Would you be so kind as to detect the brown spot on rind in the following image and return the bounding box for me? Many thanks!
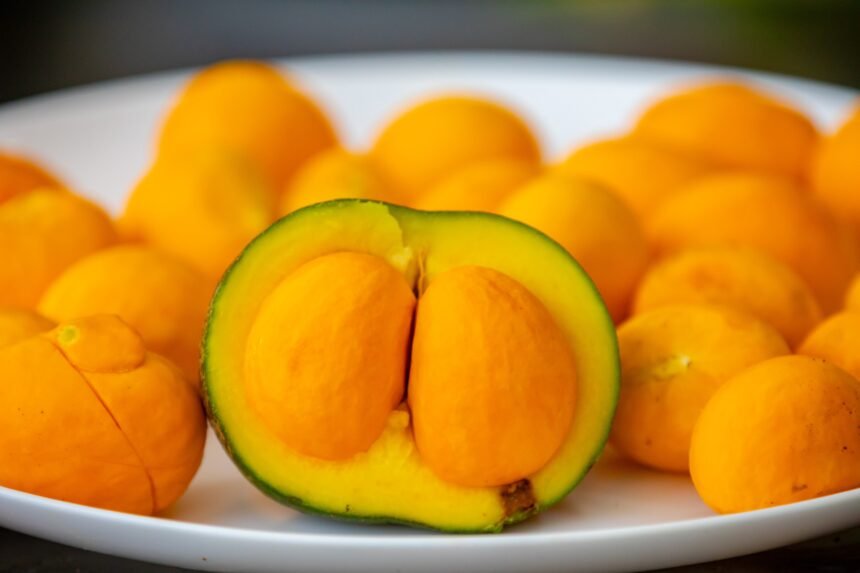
[501,479,537,518]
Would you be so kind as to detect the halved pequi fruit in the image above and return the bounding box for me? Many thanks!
[203,200,619,532]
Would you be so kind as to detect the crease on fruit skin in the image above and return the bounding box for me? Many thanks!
[45,336,158,514]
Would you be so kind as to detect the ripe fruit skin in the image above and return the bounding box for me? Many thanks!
[0,150,63,204]
[0,309,54,349]
[0,315,206,514]
[798,312,860,380]
[649,172,857,314]
[811,107,860,237]
[634,246,822,348]
[0,189,117,308]
[414,159,538,212]
[203,200,619,532]
[39,245,211,384]
[613,304,789,472]
[371,95,541,202]
[556,137,712,220]
[498,174,649,323]
[279,149,392,215]
[158,60,337,191]
[690,355,860,514]
[121,150,276,283]
[633,81,818,179]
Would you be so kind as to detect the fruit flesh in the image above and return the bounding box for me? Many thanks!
[0,190,117,308]
[613,304,789,472]
[371,96,541,202]
[0,150,63,204]
[204,200,618,532]
[245,252,415,460]
[633,81,818,178]
[497,174,649,323]
[158,60,337,191]
[690,355,860,513]
[38,245,211,384]
[649,172,857,313]
[409,265,577,487]
[798,312,860,381]
[556,137,711,220]
[633,246,823,348]
[0,315,206,514]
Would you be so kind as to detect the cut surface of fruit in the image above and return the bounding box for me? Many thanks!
[204,199,618,532]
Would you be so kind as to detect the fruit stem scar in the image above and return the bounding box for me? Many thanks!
[501,479,537,518]
[641,354,692,381]
[56,325,79,345]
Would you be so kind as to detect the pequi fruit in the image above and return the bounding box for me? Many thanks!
[371,95,541,203]
[414,158,539,212]
[811,106,860,237]
[203,199,619,532]
[0,309,54,348]
[121,149,276,283]
[497,173,649,323]
[633,246,822,348]
[0,189,116,308]
[798,312,860,380]
[633,81,818,179]
[648,172,857,314]
[690,355,860,513]
[158,60,337,192]
[0,150,64,204]
[0,315,206,514]
[38,245,211,385]
[279,148,393,215]
[613,304,789,473]
[555,137,712,221]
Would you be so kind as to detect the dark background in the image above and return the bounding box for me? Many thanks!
[1,1,860,571]
[3,0,860,104]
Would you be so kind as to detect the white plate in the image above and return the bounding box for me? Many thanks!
[1,52,859,573]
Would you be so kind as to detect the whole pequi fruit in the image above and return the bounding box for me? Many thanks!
[203,199,619,532]
[0,315,206,514]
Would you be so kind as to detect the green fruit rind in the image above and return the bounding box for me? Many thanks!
[203,199,619,533]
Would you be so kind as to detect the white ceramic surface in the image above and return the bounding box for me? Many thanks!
[0,52,858,573]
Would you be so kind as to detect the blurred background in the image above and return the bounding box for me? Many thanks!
[3,0,860,104]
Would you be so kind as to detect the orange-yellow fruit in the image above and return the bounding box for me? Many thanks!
[613,304,789,473]
[811,106,860,236]
[0,150,64,204]
[497,174,649,322]
[798,312,860,380]
[158,60,337,191]
[649,172,857,313]
[408,265,577,487]
[371,95,541,202]
[0,189,117,308]
[414,159,539,212]
[279,148,392,215]
[634,246,822,347]
[633,81,818,179]
[0,315,206,514]
[556,138,712,220]
[690,355,860,513]
[845,274,860,310]
[0,309,54,349]
[39,245,211,384]
[245,252,415,461]
[121,150,276,282]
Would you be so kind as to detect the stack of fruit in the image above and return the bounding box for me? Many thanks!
[1,59,859,531]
